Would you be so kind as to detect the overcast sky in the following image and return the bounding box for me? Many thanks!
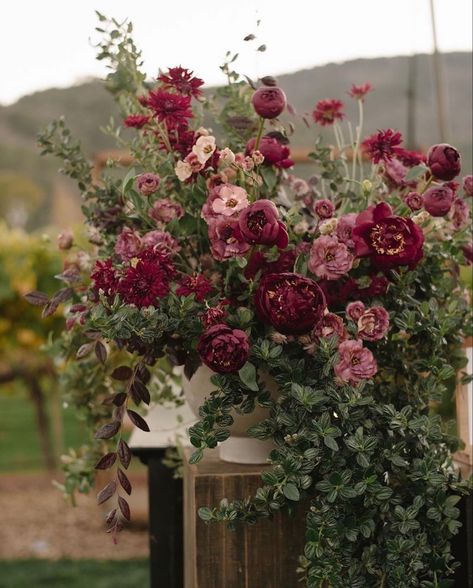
[1,0,471,105]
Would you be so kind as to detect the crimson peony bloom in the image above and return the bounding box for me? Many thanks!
[136,173,161,196]
[308,235,354,280]
[312,99,345,126]
[158,66,204,97]
[404,192,424,211]
[146,90,193,128]
[334,339,377,385]
[238,199,289,248]
[252,86,287,119]
[123,114,150,129]
[357,306,390,341]
[363,129,404,163]
[348,83,373,101]
[176,274,214,302]
[197,324,250,374]
[208,217,251,261]
[427,143,461,181]
[246,135,294,169]
[91,258,120,298]
[254,272,326,335]
[423,186,455,217]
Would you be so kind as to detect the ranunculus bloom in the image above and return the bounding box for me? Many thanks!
[450,197,470,229]
[348,83,373,101]
[192,135,216,164]
[346,301,365,321]
[149,199,184,224]
[57,230,73,250]
[238,199,289,248]
[252,86,287,119]
[313,312,347,342]
[136,173,161,196]
[353,203,424,270]
[462,175,473,197]
[308,235,354,280]
[404,192,424,211]
[246,135,293,169]
[336,213,358,249]
[423,186,455,217]
[363,129,403,163]
[208,217,251,261]
[197,324,250,374]
[115,227,143,260]
[357,306,390,341]
[176,274,213,302]
[123,114,150,128]
[427,143,461,181]
[142,230,180,253]
[334,339,377,385]
[312,99,345,126]
[314,199,335,219]
[202,184,249,221]
[254,272,326,335]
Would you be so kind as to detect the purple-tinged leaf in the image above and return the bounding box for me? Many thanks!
[76,342,94,359]
[95,452,117,470]
[112,392,127,407]
[97,480,116,505]
[132,380,150,405]
[95,420,120,440]
[118,496,131,520]
[95,341,107,364]
[105,508,117,527]
[24,291,49,306]
[118,469,132,495]
[118,439,132,469]
[111,366,133,381]
[127,410,150,432]
[51,287,74,305]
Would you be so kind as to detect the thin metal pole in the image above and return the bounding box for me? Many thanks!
[429,0,448,141]
[406,53,418,150]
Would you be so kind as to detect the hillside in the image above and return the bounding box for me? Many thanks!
[0,52,471,229]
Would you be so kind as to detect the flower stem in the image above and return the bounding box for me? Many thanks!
[254,117,265,151]
[352,99,364,182]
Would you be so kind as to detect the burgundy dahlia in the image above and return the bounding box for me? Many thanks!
[348,83,373,101]
[246,135,293,169]
[238,199,288,248]
[353,203,424,269]
[252,86,287,119]
[197,324,250,374]
[90,258,120,298]
[158,66,204,97]
[254,272,326,335]
[423,186,455,217]
[176,274,213,302]
[312,99,345,126]
[363,129,403,163]
[427,143,461,181]
[123,114,150,129]
[146,90,193,128]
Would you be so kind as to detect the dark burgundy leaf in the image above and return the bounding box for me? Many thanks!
[42,299,60,318]
[127,410,150,432]
[97,480,116,505]
[24,291,49,306]
[95,341,107,364]
[111,366,133,381]
[132,380,150,405]
[51,287,74,305]
[118,496,131,520]
[105,508,117,526]
[118,469,132,495]
[136,363,151,384]
[112,392,127,407]
[95,452,117,470]
[118,439,132,469]
[76,342,94,359]
[243,75,257,90]
[113,405,125,422]
[184,354,201,380]
[129,384,142,406]
[54,268,81,283]
[95,420,121,440]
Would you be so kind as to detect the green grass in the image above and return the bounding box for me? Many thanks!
[0,559,149,588]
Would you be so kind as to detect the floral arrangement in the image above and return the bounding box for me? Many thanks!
[29,14,473,587]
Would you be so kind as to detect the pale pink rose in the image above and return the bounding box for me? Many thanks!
[149,199,184,224]
[136,173,160,196]
[357,306,390,341]
[336,213,357,249]
[208,217,251,261]
[346,301,365,321]
[334,339,377,385]
[308,235,354,280]
[313,313,346,341]
[449,197,470,229]
[192,135,216,164]
[142,230,180,254]
[115,227,143,260]
[202,183,249,222]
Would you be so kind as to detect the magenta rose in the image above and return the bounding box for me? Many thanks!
[463,175,473,198]
[334,339,377,385]
[115,227,143,260]
[336,213,357,249]
[314,199,335,219]
[357,306,390,341]
[346,301,366,321]
[208,217,251,261]
[404,191,424,211]
[197,324,250,374]
[254,272,326,335]
[308,235,354,280]
[149,199,184,224]
[423,186,454,217]
[313,313,347,342]
[353,203,424,270]
[427,143,461,181]
[246,135,294,169]
[238,199,288,248]
[136,172,161,196]
[252,86,287,119]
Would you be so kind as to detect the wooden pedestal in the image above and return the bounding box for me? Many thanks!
[183,449,306,588]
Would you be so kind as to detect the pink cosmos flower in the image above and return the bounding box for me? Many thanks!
[357,306,390,341]
[149,199,184,224]
[312,99,345,126]
[314,199,335,219]
[336,213,358,249]
[346,301,366,321]
[308,235,354,280]
[202,184,249,222]
[334,339,377,385]
[348,83,373,101]
[142,230,180,254]
[208,217,251,261]
[115,227,143,261]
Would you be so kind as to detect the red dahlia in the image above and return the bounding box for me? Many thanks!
[123,114,150,128]
[312,99,345,126]
[363,129,404,163]
[158,66,204,97]
[91,258,120,298]
[176,274,214,302]
[145,90,193,128]
[348,83,373,101]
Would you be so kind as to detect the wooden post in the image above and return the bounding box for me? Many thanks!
[455,337,473,469]
[183,449,306,588]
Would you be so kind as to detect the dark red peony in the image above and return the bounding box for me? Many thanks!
[254,272,326,335]
[197,324,250,374]
[252,86,287,119]
[353,203,424,270]
[423,186,455,217]
[246,135,294,169]
[238,199,288,248]
[427,143,461,181]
